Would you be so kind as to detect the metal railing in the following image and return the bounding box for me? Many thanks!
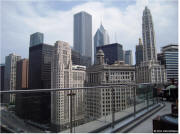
[0,83,159,133]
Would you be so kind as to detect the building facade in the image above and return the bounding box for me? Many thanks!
[51,41,86,132]
[136,7,166,84]
[136,60,166,84]
[29,43,53,89]
[16,59,29,90]
[27,43,53,123]
[136,38,143,65]
[142,6,157,61]
[0,64,5,103]
[94,24,110,63]
[30,32,44,47]
[74,11,92,59]
[158,44,178,82]
[96,43,124,65]
[15,59,29,119]
[4,53,21,103]
[85,50,136,120]
[124,50,133,65]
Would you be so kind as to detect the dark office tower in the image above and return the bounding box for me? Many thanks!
[0,64,5,103]
[136,38,143,65]
[71,49,91,67]
[74,11,92,61]
[28,43,53,123]
[72,50,81,65]
[142,6,157,61]
[15,59,29,118]
[157,53,165,65]
[96,43,123,65]
[30,32,44,47]
[29,44,53,89]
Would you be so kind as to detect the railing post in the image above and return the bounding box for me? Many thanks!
[67,90,76,133]
[111,86,115,128]
[153,85,155,105]
[157,87,159,104]
[146,86,149,109]
[133,86,136,117]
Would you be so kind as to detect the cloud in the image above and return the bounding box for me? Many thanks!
[1,0,178,64]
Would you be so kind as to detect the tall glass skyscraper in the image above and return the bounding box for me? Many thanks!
[142,6,157,61]
[30,32,44,47]
[94,24,110,64]
[73,11,92,59]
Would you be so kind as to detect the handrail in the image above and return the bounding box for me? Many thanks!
[0,83,137,94]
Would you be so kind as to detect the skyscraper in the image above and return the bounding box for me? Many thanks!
[124,50,133,65]
[73,11,92,60]
[16,59,29,90]
[0,64,5,103]
[29,44,53,89]
[0,64,5,91]
[136,7,166,84]
[158,44,178,82]
[30,32,44,47]
[15,59,29,119]
[51,41,86,132]
[142,6,157,61]
[96,43,124,65]
[136,38,143,65]
[27,43,53,123]
[4,53,21,103]
[94,24,110,63]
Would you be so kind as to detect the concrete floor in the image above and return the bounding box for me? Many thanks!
[129,101,172,133]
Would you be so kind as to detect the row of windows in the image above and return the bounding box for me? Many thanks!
[165,59,178,62]
[107,71,134,75]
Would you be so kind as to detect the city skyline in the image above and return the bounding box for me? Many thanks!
[1,0,178,64]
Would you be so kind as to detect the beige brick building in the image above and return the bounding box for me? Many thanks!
[51,41,86,132]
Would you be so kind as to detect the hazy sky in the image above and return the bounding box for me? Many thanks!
[1,0,178,64]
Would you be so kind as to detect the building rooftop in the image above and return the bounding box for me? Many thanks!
[162,44,178,52]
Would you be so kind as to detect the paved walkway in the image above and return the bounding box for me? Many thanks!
[128,101,172,133]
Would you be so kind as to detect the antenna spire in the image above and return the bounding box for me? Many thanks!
[100,15,103,26]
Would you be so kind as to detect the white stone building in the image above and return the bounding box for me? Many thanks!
[51,41,86,132]
[136,60,166,84]
[85,50,136,120]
